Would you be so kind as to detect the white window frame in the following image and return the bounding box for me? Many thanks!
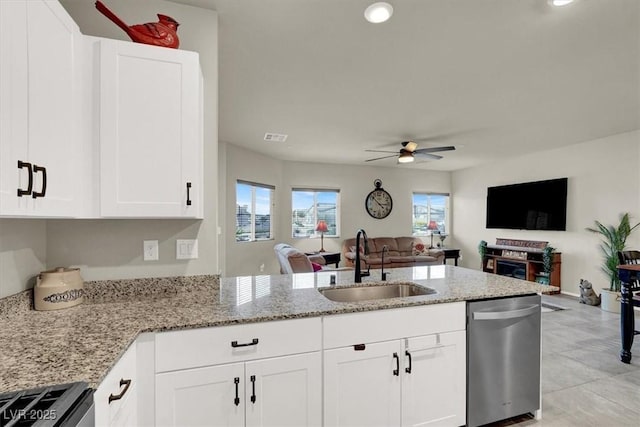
[236,180,275,243]
[291,188,340,239]
[412,192,450,237]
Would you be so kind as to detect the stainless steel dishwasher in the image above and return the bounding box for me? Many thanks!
[467,294,541,427]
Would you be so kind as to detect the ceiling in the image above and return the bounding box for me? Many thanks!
[171,0,640,171]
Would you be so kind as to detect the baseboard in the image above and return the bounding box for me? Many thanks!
[560,290,579,298]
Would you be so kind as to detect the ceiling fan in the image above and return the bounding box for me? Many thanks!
[365,141,455,163]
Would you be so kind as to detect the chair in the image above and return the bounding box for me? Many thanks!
[616,250,640,363]
[274,243,325,274]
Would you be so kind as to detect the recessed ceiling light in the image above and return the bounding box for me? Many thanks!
[548,0,574,6]
[364,2,393,24]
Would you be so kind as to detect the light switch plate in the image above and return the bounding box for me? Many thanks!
[143,240,159,261]
[177,239,198,259]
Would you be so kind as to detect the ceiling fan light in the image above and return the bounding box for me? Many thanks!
[364,2,393,24]
[548,0,574,6]
[398,152,414,163]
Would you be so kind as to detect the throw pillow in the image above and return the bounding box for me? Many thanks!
[349,245,365,254]
[311,262,323,272]
[412,242,431,256]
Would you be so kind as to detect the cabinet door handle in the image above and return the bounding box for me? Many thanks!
[108,378,131,404]
[234,377,240,406]
[231,338,258,348]
[31,165,47,198]
[17,161,33,197]
[405,350,412,374]
[186,182,192,206]
[250,375,256,404]
[393,352,399,376]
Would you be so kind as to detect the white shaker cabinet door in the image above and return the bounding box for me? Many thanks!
[401,331,466,427]
[98,39,203,218]
[324,340,402,427]
[245,352,322,427]
[0,0,81,216]
[156,362,245,427]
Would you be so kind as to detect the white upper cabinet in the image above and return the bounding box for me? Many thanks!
[0,0,81,217]
[97,39,203,218]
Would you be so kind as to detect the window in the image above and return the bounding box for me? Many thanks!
[236,181,274,242]
[291,189,340,238]
[412,193,450,236]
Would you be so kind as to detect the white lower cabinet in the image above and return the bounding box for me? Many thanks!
[324,340,402,426]
[153,318,322,427]
[323,332,466,427]
[94,343,137,427]
[155,352,321,427]
[401,332,466,427]
[323,303,467,427]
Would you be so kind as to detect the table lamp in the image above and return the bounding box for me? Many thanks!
[427,220,439,248]
[316,220,329,252]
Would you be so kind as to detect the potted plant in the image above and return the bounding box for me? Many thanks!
[478,240,488,269]
[535,245,555,285]
[586,213,640,313]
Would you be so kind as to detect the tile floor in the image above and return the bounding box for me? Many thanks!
[490,294,640,426]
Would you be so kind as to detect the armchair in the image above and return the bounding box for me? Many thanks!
[274,243,326,274]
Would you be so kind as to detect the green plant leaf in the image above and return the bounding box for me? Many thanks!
[586,213,640,292]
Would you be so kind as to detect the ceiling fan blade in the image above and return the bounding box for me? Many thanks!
[414,153,443,160]
[365,154,398,162]
[413,146,456,154]
[364,149,400,154]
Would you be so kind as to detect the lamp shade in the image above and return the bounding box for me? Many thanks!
[427,220,439,231]
[316,220,329,233]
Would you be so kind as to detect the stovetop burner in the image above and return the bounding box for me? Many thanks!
[0,382,93,427]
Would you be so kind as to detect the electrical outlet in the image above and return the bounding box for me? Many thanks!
[143,240,159,261]
[177,239,198,259]
[260,263,265,272]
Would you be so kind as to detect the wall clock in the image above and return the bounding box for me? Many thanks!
[365,179,393,219]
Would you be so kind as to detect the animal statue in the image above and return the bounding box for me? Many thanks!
[95,1,180,49]
[579,279,601,306]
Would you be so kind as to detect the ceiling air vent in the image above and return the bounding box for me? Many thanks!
[264,133,288,142]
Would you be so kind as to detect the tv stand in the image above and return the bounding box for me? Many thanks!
[482,238,561,293]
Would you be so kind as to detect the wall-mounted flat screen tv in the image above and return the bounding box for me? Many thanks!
[486,178,568,231]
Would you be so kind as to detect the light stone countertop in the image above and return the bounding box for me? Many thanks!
[0,265,557,393]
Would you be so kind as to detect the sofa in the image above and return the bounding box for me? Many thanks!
[274,243,327,274]
[341,236,444,269]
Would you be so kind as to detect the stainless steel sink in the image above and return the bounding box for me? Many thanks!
[318,282,436,303]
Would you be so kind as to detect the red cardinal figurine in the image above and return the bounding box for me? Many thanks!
[95,1,180,49]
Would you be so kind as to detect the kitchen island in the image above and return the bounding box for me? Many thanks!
[0,265,556,425]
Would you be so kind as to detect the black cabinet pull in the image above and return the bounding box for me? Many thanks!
[405,350,412,374]
[353,344,366,351]
[393,352,399,376]
[31,165,46,198]
[186,182,192,206]
[233,377,240,406]
[108,378,131,404]
[17,161,33,197]
[250,375,256,403]
[231,338,259,348]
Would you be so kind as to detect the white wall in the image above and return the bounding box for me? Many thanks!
[0,220,47,297]
[452,130,640,296]
[221,142,452,277]
[0,0,219,296]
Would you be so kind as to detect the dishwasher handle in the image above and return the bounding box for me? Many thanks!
[473,304,539,321]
